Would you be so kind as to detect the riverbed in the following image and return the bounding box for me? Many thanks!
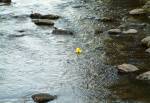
[0,0,150,103]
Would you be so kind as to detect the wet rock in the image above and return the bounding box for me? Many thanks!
[145,48,150,53]
[8,34,26,38]
[108,29,121,34]
[117,64,139,73]
[0,0,11,3]
[136,71,150,80]
[129,8,146,15]
[100,17,113,22]
[30,13,60,20]
[52,28,73,35]
[143,1,150,13]
[123,29,138,34]
[141,36,150,48]
[32,19,54,26]
[32,93,57,103]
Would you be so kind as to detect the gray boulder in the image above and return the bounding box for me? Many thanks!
[32,19,54,26]
[136,71,150,80]
[141,36,150,48]
[108,29,121,34]
[32,93,57,103]
[129,8,146,15]
[117,64,139,73]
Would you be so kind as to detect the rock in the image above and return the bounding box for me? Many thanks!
[100,17,113,22]
[143,1,150,13]
[108,29,121,34]
[129,8,146,15]
[141,36,150,48]
[32,93,57,103]
[145,48,150,53]
[52,28,73,35]
[123,29,138,34]
[0,0,11,3]
[30,13,60,20]
[32,19,54,26]
[136,71,150,80]
[117,64,139,73]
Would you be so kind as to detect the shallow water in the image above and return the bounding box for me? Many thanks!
[0,0,150,103]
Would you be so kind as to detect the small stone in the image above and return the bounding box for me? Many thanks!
[141,36,150,48]
[32,19,54,26]
[145,48,150,53]
[32,93,57,103]
[108,29,121,34]
[123,29,138,34]
[129,8,146,15]
[30,13,60,20]
[100,17,113,22]
[52,29,73,35]
[0,0,11,3]
[136,71,150,80]
[8,34,26,38]
[117,64,139,73]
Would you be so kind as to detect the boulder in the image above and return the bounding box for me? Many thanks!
[108,29,121,34]
[0,0,11,3]
[123,29,138,34]
[30,13,60,20]
[129,8,146,15]
[117,64,139,73]
[52,28,73,35]
[141,36,150,48]
[32,93,57,103]
[32,19,54,26]
[136,71,150,80]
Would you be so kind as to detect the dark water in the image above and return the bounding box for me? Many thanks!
[0,0,150,103]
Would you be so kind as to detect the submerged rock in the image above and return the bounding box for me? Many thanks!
[0,0,11,3]
[30,13,60,20]
[32,19,54,26]
[32,93,57,103]
[143,1,150,13]
[117,64,139,73]
[100,17,113,22]
[145,48,150,53]
[123,29,138,34]
[108,29,121,34]
[136,71,150,80]
[94,29,103,34]
[8,34,26,38]
[141,36,150,48]
[129,8,146,15]
[52,28,73,35]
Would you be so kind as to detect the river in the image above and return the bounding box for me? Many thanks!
[0,0,150,103]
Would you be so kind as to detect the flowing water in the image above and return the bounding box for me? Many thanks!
[0,0,150,103]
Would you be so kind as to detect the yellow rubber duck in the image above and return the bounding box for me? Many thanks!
[75,48,82,55]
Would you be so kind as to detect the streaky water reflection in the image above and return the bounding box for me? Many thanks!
[0,0,150,103]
